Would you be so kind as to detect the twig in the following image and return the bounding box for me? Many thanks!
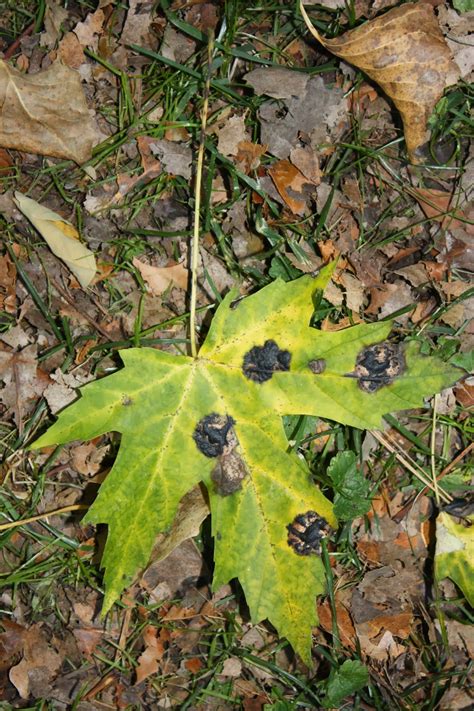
[0,504,88,531]
[190,32,214,358]
[370,429,452,505]
[392,441,473,522]
[430,394,440,506]
[3,21,34,60]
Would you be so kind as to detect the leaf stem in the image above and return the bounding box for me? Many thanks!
[190,33,214,358]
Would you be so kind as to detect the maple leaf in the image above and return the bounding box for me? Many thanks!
[32,265,458,663]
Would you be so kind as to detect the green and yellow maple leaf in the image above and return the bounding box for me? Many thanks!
[32,264,458,663]
[435,511,474,606]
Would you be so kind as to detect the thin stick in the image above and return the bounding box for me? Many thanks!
[190,33,214,358]
[393,441,473,522]
[4,21,35,60]
[0,504,88,531]
[370,430,452,504]
[430,394,441,506]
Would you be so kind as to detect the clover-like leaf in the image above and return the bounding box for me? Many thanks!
[32,264,458,663]
[327,451,371,521]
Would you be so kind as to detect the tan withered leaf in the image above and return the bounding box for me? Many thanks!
[132,257,188,294]
[300,2,459,162]
[0,60,99,164]
[268,159,314,215]
[411,187,465,230]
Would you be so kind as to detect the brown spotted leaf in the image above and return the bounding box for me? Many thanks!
[300,2,459,162]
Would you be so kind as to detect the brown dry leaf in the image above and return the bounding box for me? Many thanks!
[244,67,309,100]
[71,441,109,477]
[133,257,188,295]
[216,114,249,157]
[300,2,459,162]
[0,60,99,164]
[0,344,48,430]
[338,272,365,313]
[289,145,321,184]
[73,8,105,50]
[219,657,243,678]
[14,193,96,288]
[40,0,69,48]
[286,244,322,274]
[185,657,204,674]
[57,32,86,69]
[135,625,166,684]
[317,598,357,650]
[144,486,209,573]
[321,313,363,331]
[268,159,314,215]
[0,620,25,671]
[454,376,474,409]
[73,627,104,660]
[0,253,17,313]
[184,3,219,32]
[0,147,14,179]
[140,489,209,604]
[43,367,93,414]
[120,0,156,49]
[9,624,62,700]
[113,136,162,203]
[235,141,267,173]
[411,187,465,229]
[146,138,192,179]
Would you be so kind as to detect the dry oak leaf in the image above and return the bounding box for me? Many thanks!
[300,2,459,162]
[0,60,99,164]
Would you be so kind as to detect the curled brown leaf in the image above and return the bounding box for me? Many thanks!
[300,2,459,162]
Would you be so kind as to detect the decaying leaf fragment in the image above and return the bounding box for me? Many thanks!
[14,193,96,288]
[0,60,98,164]
[300,2,459,162]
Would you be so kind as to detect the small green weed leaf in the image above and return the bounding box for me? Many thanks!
[453,0,474,12]
[32,265,458,663]
[450,350,474,373]
[435,511,474,606]
[327,451,371,521]
[324,659,369,707]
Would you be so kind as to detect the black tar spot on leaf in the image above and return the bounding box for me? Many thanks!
[242,339,291,383]
[287,511,331,556]
[193,413,236,458]
[352,341,406,392]
[308,358,326,374]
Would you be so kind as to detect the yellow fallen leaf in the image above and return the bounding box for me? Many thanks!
[13,193,96,288]
[133,257,188,294]
[300,2,459,162]
[0,60,99,164]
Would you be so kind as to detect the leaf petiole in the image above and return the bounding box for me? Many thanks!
[190,32,215,358]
